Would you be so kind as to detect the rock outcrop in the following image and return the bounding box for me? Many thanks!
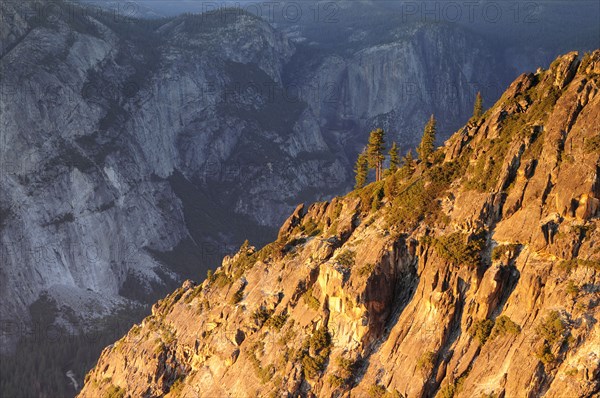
[80,51,600,398]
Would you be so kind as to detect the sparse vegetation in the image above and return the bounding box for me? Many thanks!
[328,374,345,388]
[471,319,494,345]
[183,285,203,304]
[490,316,521,340]
[103,385,126,398]
[417,351,436,374]
[536,311,566,345]
[337,250,356,267]
[438,373,468,398]
[584,134,600,153]
[252,306,273,327]
[211,272,231,288]
[355,149,369,189]
[357,263,376,277]
[536,341,555,364]
[302,220,322,237]
[266,313,288,331]
[491,244,520,262]
[535,311,568,364]
[368,384,387,398]
[417,114,437,164]
[327,355,357,390]
[558,258,600,274]
[565,367,578,377]
[299,327,332,379]
[368,128,386,181]
[433,232,486,268]
[248,343,275,384]
[230,287,244,304]
[168,378,185,397]
[303,287,321,311]
[472,91,484,120]
[566,280,580,297]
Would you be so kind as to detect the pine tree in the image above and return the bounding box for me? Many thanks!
[417,115,436,164]
[367,128,386,181]
[354,149,369,189]
[473,91,483,119]
[388,142,400,174]
[400,150,415,177]
[240,239,250,253]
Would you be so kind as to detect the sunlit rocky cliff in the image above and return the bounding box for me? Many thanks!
[80,51,600,398]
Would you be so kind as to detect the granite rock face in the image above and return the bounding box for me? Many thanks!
[80,51,600,398]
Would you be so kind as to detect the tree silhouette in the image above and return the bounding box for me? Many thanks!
[388,142,400,174]
[473,91,483,119]
[417,115,436,164]
[354,149,369,189]
[367,128,386,181]
[401,150,415,178]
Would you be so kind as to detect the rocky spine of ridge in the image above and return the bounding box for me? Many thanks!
[79,51,600,398]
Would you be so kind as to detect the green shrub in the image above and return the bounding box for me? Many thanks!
[230,246,259,280]
[230,288,244,304]
[368,384,387,398]
[299,328,332,379]
[337,250,356,267]
[428,160,466,189]
[252,306,273,327]
[434,232,485,267]
[584,134,600,153]
[248,349,275,384]
[302,355,327,379]
[471,319,494,345]
[302,220,322,237]
[336,356,356,376]
[303,287,321,311]
[565,367,578,377]
[490,316,521,340]
[355,181,385,213]
[558,259,600,274]
[566,280,580,297]
[438,373,467,398]
[491,244,520,261]
[371,187,384,212]
[417,351,436,373]
[310,327,331,352]
[328,374,345,388]
[212,272,231,288]
[385,179,428,229]
[169,378,185,397]
[536,311,566,345]
[357,263,376,277]
[266,313,288,331]
[438,383,457,398]
[536,341,555,364]
[103,385,125,398]
[326,356,357,390]
[256,241,284,263]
